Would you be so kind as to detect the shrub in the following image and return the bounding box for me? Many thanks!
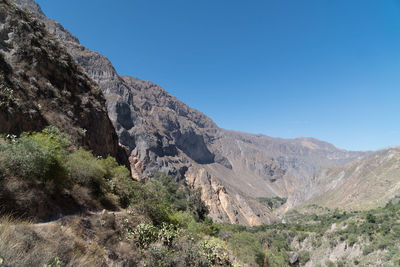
[0,74,16,108]
[130,180,173,225]
[347,234,358,247]
[66,149,108,195]
[200,237,229,265]
[129,172,209,226]
[146,236,211,267]
[187,188,209,221]
[228,231,264,265]
[98,156,135,208]
[298,250,310,265]
[204,216,221,237]
[169,211,204,238]
[158,223,179,247]
[298,232,309,242]
[325,260,335,267]
[133,223,158,249]
[0,127,69,185]
[265,250,287,267]
[366,213,376,224]
[362,244,376,255]
[257,197,287,209]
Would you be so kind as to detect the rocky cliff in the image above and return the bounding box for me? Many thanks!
[14,0,369,225]
[0,0,125,162]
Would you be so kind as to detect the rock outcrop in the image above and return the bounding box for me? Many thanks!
[0,0,125,163]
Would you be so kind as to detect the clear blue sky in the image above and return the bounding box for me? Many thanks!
[36,0,400,151]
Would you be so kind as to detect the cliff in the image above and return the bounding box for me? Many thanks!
[0,0,125,163]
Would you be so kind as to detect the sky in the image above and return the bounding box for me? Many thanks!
[35,0,400,151]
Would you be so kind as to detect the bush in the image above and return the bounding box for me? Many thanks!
[200,237,229,265]
[265,250,287,267]
[366,213,376,224]
[133,223,158,249]
[187,188,209,222]
[129,180,172,225]
[0,127,136,210]
[0,74,16,108]
[158,223,179,247]
[228,231,264,265]
[66,149,108,195]
[98,156,135,208]
[362,244,376,255]
[298,250,310,264]
[130,172,209,226]
[257,197,287,209]
[347,234,358,247]
[0,126,69,185]
[325,260,335,267]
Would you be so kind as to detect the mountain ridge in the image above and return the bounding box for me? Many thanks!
[300,146,400,211]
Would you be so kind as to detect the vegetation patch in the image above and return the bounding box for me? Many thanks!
[257,196,287,209]
[1,127,400,266]
[0,74,16,109]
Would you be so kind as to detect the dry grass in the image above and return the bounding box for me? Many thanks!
[0,215,55,266]
[0,215,113,267]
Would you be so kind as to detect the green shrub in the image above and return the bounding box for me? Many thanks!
[146,236,210,267]
[362,244,376,255]
[366,213,376,224]
[129,172,209,226]
[169,211,204,238]
[0,127,69,185]
[66,149,108,195]
[347,234,358,247]
[298,232,309,242]
[0,74,16,108]
[187,188,209,221]
[265,250,287,267]
[298,250,310,265]
[200,237,229,265]
[133,223,158,249]
[158,223,179,247]
[228,231,264,265]
[98,156,135,208]
[203,216,221,237]
[0,126,136,207]
[325,260,335,267]
[129,180,172,225]
[257,197,287,209]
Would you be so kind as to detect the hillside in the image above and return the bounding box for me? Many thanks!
[301,147,400,211]
[14,0,369,225]
[0,0,125,163]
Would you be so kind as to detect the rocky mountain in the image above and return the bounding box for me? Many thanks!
[14,0,369,225]
[300,147,400,211]
[0,0,125,162]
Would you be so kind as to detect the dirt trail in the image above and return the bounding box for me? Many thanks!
[33,210,125,227]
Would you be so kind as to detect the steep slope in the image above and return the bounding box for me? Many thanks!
[14,0,368,225]
[302,147,400,211]
[215,131,367,208]
[0,0,124,162]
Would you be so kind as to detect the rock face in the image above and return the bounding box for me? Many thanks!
[14,0,370,225]
[0,0,125,162]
